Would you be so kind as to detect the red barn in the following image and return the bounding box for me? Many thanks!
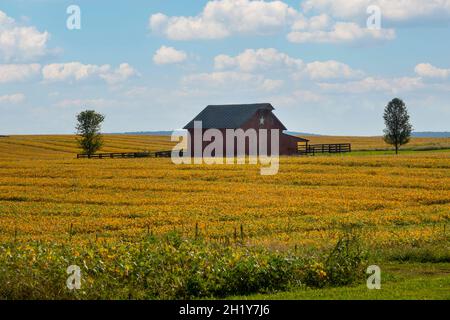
[183,103,308,156]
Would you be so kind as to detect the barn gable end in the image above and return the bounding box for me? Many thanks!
[183,103,308,156]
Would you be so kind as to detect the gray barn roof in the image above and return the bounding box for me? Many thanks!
[183,103,276,129]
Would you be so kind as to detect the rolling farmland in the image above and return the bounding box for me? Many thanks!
[0,135,449,247]
[0,135,449,299]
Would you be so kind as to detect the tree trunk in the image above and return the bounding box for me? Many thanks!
[395,144,398,155]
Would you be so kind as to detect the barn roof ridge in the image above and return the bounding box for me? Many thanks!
[206,103,274,109]
[183,103,277,129]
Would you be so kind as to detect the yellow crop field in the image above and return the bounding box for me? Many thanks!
[0,135,449,250]
[0,135,175,160]
[3,0,450,302]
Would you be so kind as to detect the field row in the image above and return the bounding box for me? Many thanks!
[0,151,448,250]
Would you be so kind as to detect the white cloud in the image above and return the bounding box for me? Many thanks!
[415,63,450,79]
[291,13,331,31]
[182,71,282,91]
[302,0,450,22]
[153,46,187,65]
[318,76,424,94]
[0,93,25,104]
[262,79,284,91]
[0,63,41,83]
[100,63,138,85]
[183,71,259,86]
[42,62,109,81]
[149,13,169,33]
[287,21,395,43]
[214,54,236,70]
[42,62,137,84]
[148,0,398,44]
[0,10,50,62]
[304,60,364,80]
[149,13,229,40]
[214,48,362,80]
[214,48,303,72]
[149,0,300,40]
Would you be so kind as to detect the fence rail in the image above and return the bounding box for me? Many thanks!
[77,145,351,158]
[76,150,181,159]
[298,143,351,155]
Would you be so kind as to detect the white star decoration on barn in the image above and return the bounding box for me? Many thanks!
[259,116,265,125]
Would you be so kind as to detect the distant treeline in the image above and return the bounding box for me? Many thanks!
[115,131,321,136]
[111,131,450,138]
[412,132,450,138]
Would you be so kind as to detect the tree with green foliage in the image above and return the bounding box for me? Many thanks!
[383,98,413,154]
[76,110,105,156]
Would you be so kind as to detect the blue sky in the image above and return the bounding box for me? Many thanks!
[1,0,450,135]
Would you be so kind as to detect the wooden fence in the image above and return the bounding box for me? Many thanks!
[77,144,351,158]
[297,143,351,155]
[77,150,182,159]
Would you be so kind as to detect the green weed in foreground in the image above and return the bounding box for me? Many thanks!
[386,245,450,263]
[0,233,366,299]
[231,263,450,300]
